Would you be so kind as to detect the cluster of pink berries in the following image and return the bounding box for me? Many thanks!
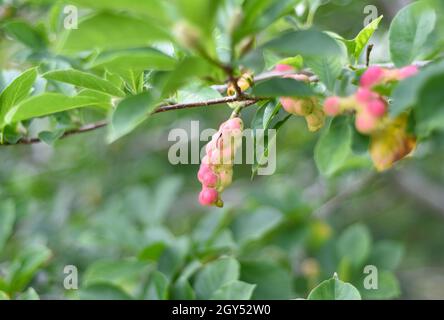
[198,117,244,207]
[276,64,326,132]
[323,65,418,134]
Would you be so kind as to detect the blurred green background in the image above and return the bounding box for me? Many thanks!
[1,0,444,300]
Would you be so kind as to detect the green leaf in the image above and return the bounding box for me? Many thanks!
[415,72,444,137]
[176,84,222,104]
[0,291,9,300]
[83,260,149,291]
[161,57,218,96]
[194,257,240,299]
[305,56,343,91]
[389,2,437,67]
[0,200,15,253]
[235,0,300,42]
[3,21,47,50]
[58,12,170,54]
[240,261,293,300]
[232,207,283,244]
[38,129,66,145]
[16,288,40,300]
[138,242,166,262]
[348,16,383,61]
[66,0,169,21]
[171,279,196,300]
[90,48,177,82]
[252,78,314,98]
[315,117,352,176]
[5,93,102,125]
[144,271,169,300]
[308,276,361,300]
[173,0,222,36]
[390,61,444,117]
[9,245,52,293]
[369,241,404,271]
[360,271,401,300]
[192,209,229,245]
[0,67,38,125]
[262,30,342,59]
[337,224,372,268]
[107,92,157,143]
[43,69,125,97]
[79,283,133,300]
[211,280,255,300]
[157,238,189,279]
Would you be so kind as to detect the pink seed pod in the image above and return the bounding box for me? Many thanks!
[398,65,418,79]
[274,64,294,72]
[366,99,386,118]
[197,163,212,183]
[210,145,235,166]
[323,96,341,116]
[280,98,313,116]
[360,66,385,88]
[199,188,219,206]
[205,133,220,153]
[355,111,378,134]
[201,171,218,188]
[221,117,244,131]
[280,97,298,114]
[218,169,233,190]
[356,87,377,103]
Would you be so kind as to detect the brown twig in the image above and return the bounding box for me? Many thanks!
[2,60,429,147]
[2,95,265,146]
[366,44,374,67]
[2,120,108,146]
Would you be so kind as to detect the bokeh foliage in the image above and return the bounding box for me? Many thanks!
[0,0,444,300]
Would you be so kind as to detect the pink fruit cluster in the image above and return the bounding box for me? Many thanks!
[323,65,418,134]
[276,64,325,132]
[198,117,244,207]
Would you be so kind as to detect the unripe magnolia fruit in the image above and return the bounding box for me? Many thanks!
[305,108,325,132]
[360,66,384,88]
[174,21,201,50]
[275,64,294,72]
[199,188,219,206]
[281,97,313,116]
[356,87,377,103]
[222,118,244,131]
[202,171,218,187]
[366,99,386,118]
[197,164,211,182]
[355,111,378,134]
[398,65,418,79]
[323,96,341,116]
[218,169,233,190]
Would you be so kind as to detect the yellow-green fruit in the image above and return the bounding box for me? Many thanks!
[305,107,325,132]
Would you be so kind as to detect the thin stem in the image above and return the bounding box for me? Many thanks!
[2,96,265,146]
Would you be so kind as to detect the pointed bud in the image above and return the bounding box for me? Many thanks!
[323,96,341,116]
